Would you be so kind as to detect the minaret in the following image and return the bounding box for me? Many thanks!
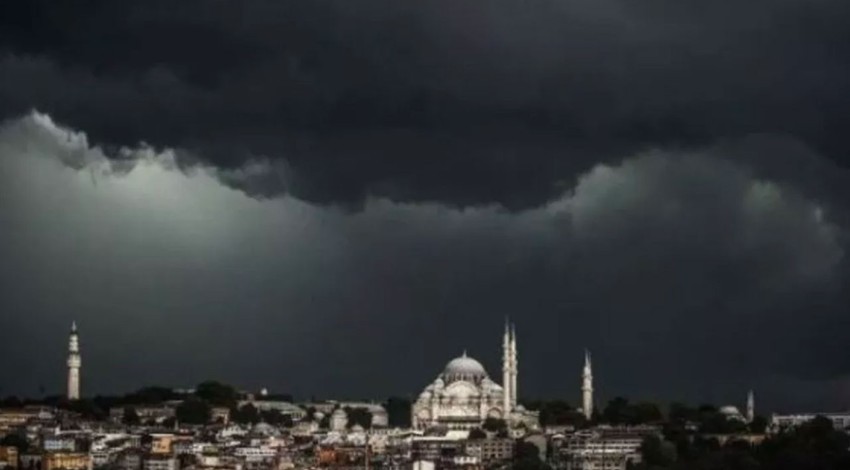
[510,323,518,409]
[746,390,755,423]
[502,319,512,416]
[67,321,81,400]
[582,349,593,420]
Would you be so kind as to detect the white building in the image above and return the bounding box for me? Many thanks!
[411,321,538,430]
[560,427,655,470]
[143,456,178,470]
[769,412,850,433]
[302,401,388,428]
[234,446,277,463]
[330,408,348,432]
[43,435,77,452]
[239,400,306,422]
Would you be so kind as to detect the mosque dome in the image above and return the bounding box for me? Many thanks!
[719,406,745,421]
[719,405,741,415]
[442,351,489,383]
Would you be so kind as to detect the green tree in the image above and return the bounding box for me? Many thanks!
[640,435,678,467]
[524,400,586,427]
[385,397,412,428]
[265,393,294,402]
[632,402,663,424]
[122,406,141,425]
[668,402,698,424]
[698,412,747,434]
[232,404,260,424]
[260,409,285,425]
[175,397,211,424]
[265,412,293,428]
[0,396,23,408]
[513,441,550,470]
[60,398,107,421]
[0,433,28,452]
[126,386,178,404]
[483,417,508,433]
[603,397,631,424]
[194,381,238,407]
[346,407,373,429]
[749,415,768,434]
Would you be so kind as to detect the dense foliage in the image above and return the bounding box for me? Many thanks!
[523,400,586,427]
[175,397,211,424]
[231,403,260,424]
[344,407,373,429]
[0,433,29,452]
[385,396,412,428]
[603,397,663,425]
[513,441,551,470]
[122,406,141,425]
[483,417,508,433]
[633,416,850,470]
[194,381,239,408]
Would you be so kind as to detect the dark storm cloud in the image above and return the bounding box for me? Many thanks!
[2,0,850,412]
[1,0,849,207]
[1,113,847,410]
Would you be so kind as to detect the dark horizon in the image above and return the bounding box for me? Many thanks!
[6,319,845,416]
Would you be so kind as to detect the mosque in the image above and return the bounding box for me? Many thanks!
[411,321,540,430]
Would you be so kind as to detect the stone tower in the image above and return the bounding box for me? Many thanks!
[502,319,513,416]
[510,323,518,410]
[746,389,755,423]
[582,349,593,420]
[67,321,81,400]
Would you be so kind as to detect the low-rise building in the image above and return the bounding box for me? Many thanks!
[559,427,658,470]
[304,402,389,428]
[769,413,850,433]
[90,450,114,468]
[410,436,465,464]
[316,445,368,468]
[0,408,52,430]
[239,401,306,422]
[210,407,230,425]
[0,446,18,469]
[42,452,91,470]
[142,456,177,470]
[234,446,277,463]
[149,434,174,455]
[115,450,143,470]
[18,453,41,470]
[465,438,514,463]
[110,406,176,425]
[43,435,78,452]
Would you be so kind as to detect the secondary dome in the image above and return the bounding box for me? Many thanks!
[442,351,489,383]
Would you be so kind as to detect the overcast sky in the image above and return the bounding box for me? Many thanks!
[1,0,850,412]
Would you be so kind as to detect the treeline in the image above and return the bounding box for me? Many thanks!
[524,398,767,434]
[634,416,850,470]
[1,384,415,429]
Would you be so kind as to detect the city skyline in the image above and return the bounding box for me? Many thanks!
[2,1,850,414]
[28,320,761,421]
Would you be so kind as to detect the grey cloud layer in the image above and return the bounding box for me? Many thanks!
[1,0,848,206]
[0,113,846,410]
